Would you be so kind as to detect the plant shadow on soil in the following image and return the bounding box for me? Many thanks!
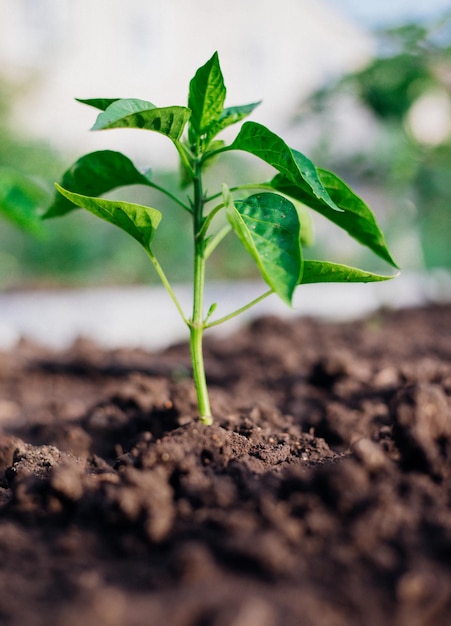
[0,304,450,626]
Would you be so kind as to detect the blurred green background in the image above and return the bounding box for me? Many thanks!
[1,9,450,290]
[295,11,451,272]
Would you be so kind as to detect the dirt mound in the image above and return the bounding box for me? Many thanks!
[0,305,450,625]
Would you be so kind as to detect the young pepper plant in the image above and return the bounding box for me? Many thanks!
[44,52,398,425]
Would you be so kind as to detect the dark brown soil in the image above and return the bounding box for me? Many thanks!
[0,304,450,626]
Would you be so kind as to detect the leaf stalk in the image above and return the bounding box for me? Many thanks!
[205,288,274,328]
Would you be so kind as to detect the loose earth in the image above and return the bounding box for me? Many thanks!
[0,304,450,626]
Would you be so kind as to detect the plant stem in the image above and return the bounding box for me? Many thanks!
[175,140,195,180]
[190,252,212,424]
[147,180,192,213]
[145,249,189,325]
[190,158,212,424]
[197,202,224,241]
[205,288,274,329]
[205,182,273,203]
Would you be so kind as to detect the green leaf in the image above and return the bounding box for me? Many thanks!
[188,52,226,136]
[207,101,261,140]
[44,151,153,218]
[300,260,398,284]
[224,187,302,305]
[230,122,341,213]
[54,184,161,251]
[76,98,121,111]
[272,168,398,268]
[92,99,191,140]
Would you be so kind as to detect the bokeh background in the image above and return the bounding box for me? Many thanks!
[0,0,450,350]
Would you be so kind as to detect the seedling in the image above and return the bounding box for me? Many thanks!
[44,53,398,424]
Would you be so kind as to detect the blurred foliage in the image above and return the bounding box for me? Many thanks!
[0,79,59,285]
[0,167,48,235]
[0,165,263,290]
[0,79,58,238]
[297,11,451,270]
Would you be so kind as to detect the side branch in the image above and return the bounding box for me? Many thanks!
[204,288,274,328]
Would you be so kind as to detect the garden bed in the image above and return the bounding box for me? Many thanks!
[0,304,450,626]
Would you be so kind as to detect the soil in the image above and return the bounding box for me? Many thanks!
[0,304,450,626]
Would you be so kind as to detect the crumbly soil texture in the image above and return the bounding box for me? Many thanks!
[0,304,451,626]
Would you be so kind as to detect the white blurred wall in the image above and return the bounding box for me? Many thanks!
[0,0,372,164]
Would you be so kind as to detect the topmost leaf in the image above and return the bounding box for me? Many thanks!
[188,52,226,137]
